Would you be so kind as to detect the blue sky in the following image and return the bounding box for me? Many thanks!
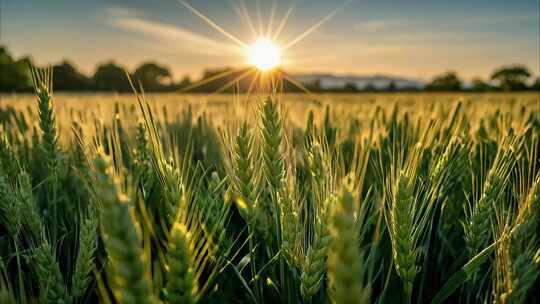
[2,0,539,80]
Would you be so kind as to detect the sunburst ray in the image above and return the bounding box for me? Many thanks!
[266,0,278,38]
[235,0,258,40]
[178,0,247,48]
[256,0,264,36]
[272,0,295,41]
[180,67,248,93]
[278,68,313,95]
[282,1,350,50]
[244,70,261,103]
[214,67,257,94]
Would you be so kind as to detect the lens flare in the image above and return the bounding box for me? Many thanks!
[248,38,282,71]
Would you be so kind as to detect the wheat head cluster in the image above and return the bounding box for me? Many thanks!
[0,68,539,304]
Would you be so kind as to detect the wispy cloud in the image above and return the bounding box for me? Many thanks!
[106,6,242,57]
[353,19,404,32]
[358,21,386,32]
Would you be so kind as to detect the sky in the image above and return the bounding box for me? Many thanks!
[2,0,539,81]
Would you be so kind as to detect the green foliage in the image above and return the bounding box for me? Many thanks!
[53,61,92,91]
[0,46,31,92]
[425,71,462,91]
[93,61,133,92]
[491,65,532,91]
[133,62,172,92]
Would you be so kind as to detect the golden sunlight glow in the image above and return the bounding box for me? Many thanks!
[248,38,282,71]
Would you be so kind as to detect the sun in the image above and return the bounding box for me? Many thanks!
[247,38,282,71]
[177,0,345,94]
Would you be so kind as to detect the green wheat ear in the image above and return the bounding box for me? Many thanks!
[33,242,69,303]
[0,172,22,237]
[502,174,540,303]
[327,183,371,304]
[255,97,286,241]
[465,133,518,256]
[260,97,285,191]
[301,196,332,300]
[30,66,59,174]
[17,171,43,240]
[390,173,418,298]
[72,213,98,299]
[93,152,154,304]
[133,120,153,191]
[0,135,21,179]
[231,121,256,223]
[166,223,196,304]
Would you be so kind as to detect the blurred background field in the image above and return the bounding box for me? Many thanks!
[2,92,538,128]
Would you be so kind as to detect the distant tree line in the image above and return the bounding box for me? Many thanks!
[1,46,539,93]
[423,68,540,92]
[1,46,185,93]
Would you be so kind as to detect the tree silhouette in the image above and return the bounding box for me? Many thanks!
[490,65,531,91]
[470,78,491,92]
[425,71,462,91]
[0,47,32,92]
[363,83,377,92]
[386,80,397,91]
[177,76,192,90]
[92,61,131,92]
[133,62,172,91]
[531,78,540,91]
[343,82,359,92]
[53,61,91,91]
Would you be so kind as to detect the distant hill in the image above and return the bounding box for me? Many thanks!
[294,73,425,90]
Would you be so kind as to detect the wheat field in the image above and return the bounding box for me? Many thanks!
[0,71,539,303]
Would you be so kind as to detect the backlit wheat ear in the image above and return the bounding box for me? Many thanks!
[93,152,154,304]
[230,121,256,223]
[465,132,519,256]
[501,174,540,303]
[133,120,153,191]
[327,184,371,304]
[254,97,286,241]
[259,97,284,190]
[260,97,285,192]
[166,223,196,304]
